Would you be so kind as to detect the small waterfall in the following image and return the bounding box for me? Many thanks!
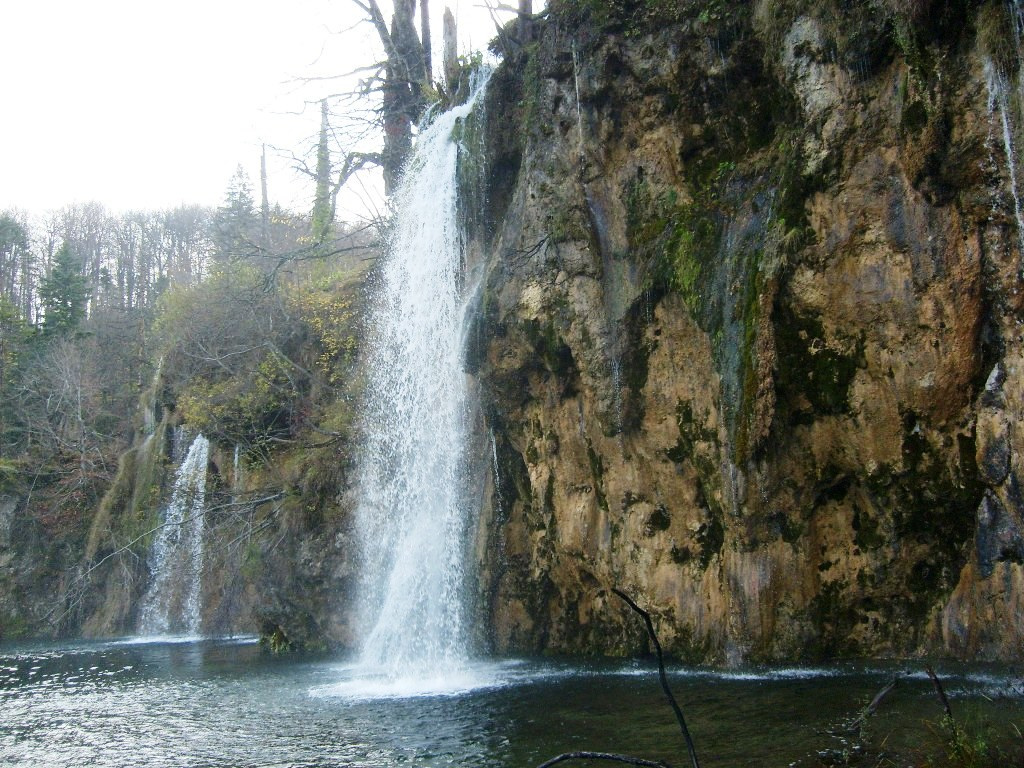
[138,433,210,636]
[353,72,491,683]
[489,428,503,517]
[984,56,1024,263]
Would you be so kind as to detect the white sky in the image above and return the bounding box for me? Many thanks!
[0,0,525,221]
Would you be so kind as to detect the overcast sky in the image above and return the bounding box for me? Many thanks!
[0,0,521,220]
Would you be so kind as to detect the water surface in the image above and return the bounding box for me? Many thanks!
[2,637,1021,767]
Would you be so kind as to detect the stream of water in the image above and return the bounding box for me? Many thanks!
[353,71,490,684]
[1,637,1021,767]
[137,433,211,637]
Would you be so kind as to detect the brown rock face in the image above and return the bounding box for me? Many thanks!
[469,1,1024,662]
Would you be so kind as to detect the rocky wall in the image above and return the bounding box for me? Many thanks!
[471,0,1024,662]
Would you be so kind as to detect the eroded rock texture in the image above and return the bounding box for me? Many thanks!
[469,0,1024,662]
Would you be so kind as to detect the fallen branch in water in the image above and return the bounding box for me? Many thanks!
[534,589,702,768]
[926,665,953,719]
[843,676,900,735]
[612,588,701,768]
[537,752,671,768]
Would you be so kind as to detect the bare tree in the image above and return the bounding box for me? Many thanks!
[348,0,431,192]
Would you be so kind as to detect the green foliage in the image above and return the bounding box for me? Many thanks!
[289,284,357,384]
[261,624,292,654]
[179,354,297,452]
[551,0,728,34]
[921,713,1024,768]
[39,243,88,336]
[154,250,367,462]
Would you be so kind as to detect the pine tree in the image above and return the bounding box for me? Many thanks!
[311,100,333,243]
[213,166,258,260]
[39,243,88,336]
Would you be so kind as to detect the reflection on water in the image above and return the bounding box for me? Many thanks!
[1,637,1021,767]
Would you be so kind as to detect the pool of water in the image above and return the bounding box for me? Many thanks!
[1,637,1021,767]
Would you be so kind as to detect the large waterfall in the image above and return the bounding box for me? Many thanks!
[137,433,210,636]
[353,74,489,687]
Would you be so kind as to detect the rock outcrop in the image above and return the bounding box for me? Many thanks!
[469,0,1024,662]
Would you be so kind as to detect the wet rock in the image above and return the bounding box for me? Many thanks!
[976,408,1011,486]
[976,492,1022,578]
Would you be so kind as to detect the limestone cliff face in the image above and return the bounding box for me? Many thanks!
[470,0,1024,662]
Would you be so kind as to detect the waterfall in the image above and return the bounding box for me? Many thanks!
[984,57,1024,264]
[489,428,503,517]
[354,73,490,682]
[138,433,210,636]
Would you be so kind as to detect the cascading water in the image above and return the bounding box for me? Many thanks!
[137,433,210,636]
[353,72,490,686]
[984,56,1024,261]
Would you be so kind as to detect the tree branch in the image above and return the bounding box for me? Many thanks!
[612,589,701,768]
[538,753,672,768]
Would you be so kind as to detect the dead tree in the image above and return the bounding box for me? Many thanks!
[349,0,430,193]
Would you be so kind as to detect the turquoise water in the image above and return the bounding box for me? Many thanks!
[1,637,1021,767]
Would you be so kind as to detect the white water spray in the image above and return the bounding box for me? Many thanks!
[354,74,490,683]
[138,433,210,636]
[489,428,503,517]
[985,57,1024,262]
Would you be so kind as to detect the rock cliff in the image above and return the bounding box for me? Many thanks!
[469,0,1024,662]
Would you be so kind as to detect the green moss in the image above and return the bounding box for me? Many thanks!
[626,176,722,319]
[518,44,544,140]
[0,611,29,640]
[732,258,765,464]
[901,99,929,133]
[668,623,714,665]
[773,511,804,544]
[548,204,589,244]
[525,441,539,464]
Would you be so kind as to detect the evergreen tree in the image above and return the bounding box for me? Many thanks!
[311,100,333,243]
[38,243,88,336]
[213,166,258,260]
[0,213,32,321]
[0,296,27,460]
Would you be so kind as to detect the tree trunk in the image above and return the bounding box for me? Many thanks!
[312,102,333,241]
[260,144,270,248]
[421,0,432,83]
[518,0,533,43]
[443,7,458,95]
[349,0,428,194]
